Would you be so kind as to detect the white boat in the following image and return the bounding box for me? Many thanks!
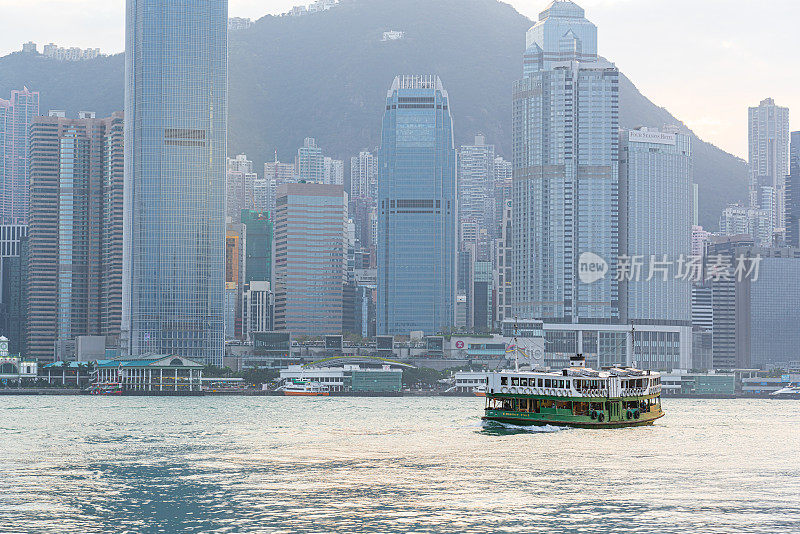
[771,383,800,398]
[278,378,330,396]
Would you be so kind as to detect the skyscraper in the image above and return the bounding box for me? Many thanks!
[323,157,344,186]
[296,137,325,183]
[0,88,39,224]
[619,127,692,325]
[748,98,789,233]
[273,183,346,336]
[263,154,297,213]
[350,150,377,202]
[458,134,495,252]
[787,131,800,248]
[27,111,124,361]
[512,1,619,322]
[377,75,457,335]
[226,154,257,223]
[123,0,228,364]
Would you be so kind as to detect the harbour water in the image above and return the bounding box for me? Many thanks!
[1,397,799,533]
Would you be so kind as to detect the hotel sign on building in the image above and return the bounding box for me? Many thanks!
[628,130,677,146]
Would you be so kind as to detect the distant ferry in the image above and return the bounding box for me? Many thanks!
[483,355,664,429]
[279,379,330,396]
[771,383,800,399]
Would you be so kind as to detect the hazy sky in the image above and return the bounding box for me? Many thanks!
[1,0,798,159]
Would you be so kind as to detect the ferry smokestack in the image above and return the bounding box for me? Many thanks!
[570,354,586,368]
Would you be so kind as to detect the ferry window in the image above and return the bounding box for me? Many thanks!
[520,378,528,387]
[501,377,508,385]
[538,379,543,387]
[511,377,519,386]
[545,379,551,388]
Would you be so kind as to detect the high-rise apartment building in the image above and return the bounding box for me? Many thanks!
[263,155,297,213]
[296,137,325,183]
[458,134,495,251]
[273,183,346,336]
[27,112,124,361]
[0,88,40,224]
[620,127,692,326]
[719,204,772,247]
[226,154,257,223]
[323,157,344,186]
[787,132,800,248]
[512,1,619,322]
[492,156,512,237]
[123,0,228,365]
[350,150,377,201]
[377,75,457,335]
[748,98,789,233]
[691,225,712,258]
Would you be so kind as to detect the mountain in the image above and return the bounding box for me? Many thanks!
[0,0,746,228]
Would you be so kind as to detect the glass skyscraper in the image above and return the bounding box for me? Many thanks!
[377,75,457,335]
[123,0,228,364]
[748,98,789,233]
[0,87,39,224]
[512,0,619,322]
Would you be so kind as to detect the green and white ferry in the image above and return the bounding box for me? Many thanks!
[483,355,664,429]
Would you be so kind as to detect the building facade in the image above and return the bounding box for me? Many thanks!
[0,87,40,225]
[226,154,257,223]
[27,112,124,361]
[123,0,228,365]
[241,209,272,285]
[377,75,457,336]
[512,1,620,322]
[787,131,800,248]
[296,137,325,183]
[458,134,495,252]
[273,183,347,336]
[620,127,692,326]
[748,98,790,232]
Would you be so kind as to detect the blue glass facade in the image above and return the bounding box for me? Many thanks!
[513,1,620,323]
[378,75,456,335]
[123,0,228,364]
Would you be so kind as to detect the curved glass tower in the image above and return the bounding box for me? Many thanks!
[377,75,457,335]
[123,0,227,364]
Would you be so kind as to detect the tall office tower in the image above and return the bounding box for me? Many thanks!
[242,281,274,341]
[273,183,347,336]
[787,132,800,247]
[0,88,40,224]
[748,98,789,233]
[493,199,512,326]
[472,261,492,333]
[296,137,325,183]
[691,225,712,258]
[706,235,755,370]
[264,155,297,212]
[458,134,495,250]
[323,157,344,186]
[241,209,272,285]
[620,127,692,326]
[493,155,512,235]
[350,150,378,201]
[27,111,124,361]
[377,75,457,336]
[512,1,620,322]
[124,0,227,365]
[226,154,257,223]
[0,225,29,354]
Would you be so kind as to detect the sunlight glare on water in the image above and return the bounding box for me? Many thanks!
[0,397,798,533]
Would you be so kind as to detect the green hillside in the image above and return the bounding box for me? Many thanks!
[0,0,745,228]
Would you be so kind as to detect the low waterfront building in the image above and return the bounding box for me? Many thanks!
[0,336,37,381]
[93,355,204,392]
[449,371,488,393]
[279,362,403,393]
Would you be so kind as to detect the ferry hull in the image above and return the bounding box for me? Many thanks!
[284,391,330,397]
[483,411,663,429]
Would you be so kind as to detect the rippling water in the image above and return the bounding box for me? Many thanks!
[1,396,799,533]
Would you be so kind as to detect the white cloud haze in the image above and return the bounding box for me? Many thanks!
[0,0,798,158]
